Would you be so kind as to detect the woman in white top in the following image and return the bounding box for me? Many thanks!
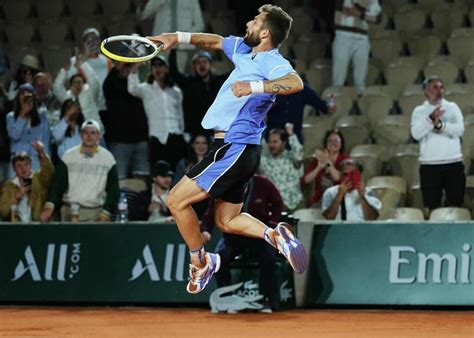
[128,55,187,170]
[52,99,84,159]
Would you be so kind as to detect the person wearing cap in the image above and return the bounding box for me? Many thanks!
[322,158,381,221]
[128,55,187,170]
[6,83,51,178]
[40,119,119,222]
[0,141,53,222]
[169,49,229,137]
[6,54,41,101]
[128,160,175,222]
[410,75,465,212]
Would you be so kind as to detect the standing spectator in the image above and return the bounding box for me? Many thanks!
[53,55,104,133]
[129,160,175,222]
[259,123,304,210]
[128,56,187,170]
[200,174,284,313]
[6,55,41,102]
[322,158,381,220]
[0,84,9,185]
[135,0,204,71]
[0,141,53,222]
[410,76,465,211]
[332,0,382,95]
[51,99,84,159]
[301,130,349,207]
[40,120,119,222]
[103,61,149,179]
[266,60,335,144]
[33,72,62,127]
[169,49,229,137]
[6,83,51,177]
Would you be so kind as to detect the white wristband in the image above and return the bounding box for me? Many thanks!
[249,81,264,94]
[176,31,192,44]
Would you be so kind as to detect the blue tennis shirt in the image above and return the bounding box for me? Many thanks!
[201,36,295,145]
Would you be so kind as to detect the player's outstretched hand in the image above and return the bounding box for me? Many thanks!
[232,81,252,97]
[147,33,178,51]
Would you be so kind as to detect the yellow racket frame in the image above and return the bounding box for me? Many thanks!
[100,35,163,63]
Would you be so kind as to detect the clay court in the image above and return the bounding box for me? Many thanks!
[1,307,473,337]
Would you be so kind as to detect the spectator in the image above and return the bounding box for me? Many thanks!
[67,28,112,112]
[259,123,304,210]
[129,160,174,222]
[200,174,284,313]
[54,54,104,133]
[40,120,119,222]
[33,72,62,127]
[135,0,204,71]
[0,141,53,222]
[410,76,465,211]
[128,56,187,170]
[169,49,229,137]
[301,130,349,207]
[0,84,9,185]
[322,158,381,220]
[6,83,51,178]
[51,99,84,159]
[266,59,335,144]
[6,55,41,102]
[103,61,149,180]
[332,0,382,95]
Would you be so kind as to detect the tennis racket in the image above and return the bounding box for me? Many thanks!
[100,35,163,63]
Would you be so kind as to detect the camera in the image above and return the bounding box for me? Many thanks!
[23,177,32,187]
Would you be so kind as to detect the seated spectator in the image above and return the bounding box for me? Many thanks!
[169,49,229,137]
[103,61,149,180]
[53,54,104,133]
[129,160,174,223]
[259,123,304,211]
[322,158,381,221]
[52,99,84,159]
[6,83,51,178]
[128,56,187,170]
[0,141,53,222]
[200,174,283,313]
[33,72,62,127]
[40,120,119,222]
[301,130,349,207]
[6,55,41,102]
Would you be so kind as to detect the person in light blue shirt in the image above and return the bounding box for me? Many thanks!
[149,4,308,294]
[52,99,84,159]
[6,83,50,178]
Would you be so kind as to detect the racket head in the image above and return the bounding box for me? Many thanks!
[100,35,163,63]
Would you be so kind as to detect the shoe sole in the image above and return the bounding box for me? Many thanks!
[275,223,308,274]
[186,253,221,294]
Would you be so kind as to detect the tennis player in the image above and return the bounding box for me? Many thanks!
[149,4,308,294]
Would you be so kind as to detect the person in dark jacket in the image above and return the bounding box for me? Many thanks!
[103,62,149,179]
[169,49,229,136]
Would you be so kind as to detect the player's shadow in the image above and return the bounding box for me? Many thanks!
[307,224,333,304]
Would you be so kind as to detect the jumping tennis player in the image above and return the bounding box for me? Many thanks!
[149,4,308,294]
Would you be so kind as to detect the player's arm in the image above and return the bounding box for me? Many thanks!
[147,32,223,51]
[232,72,304,97]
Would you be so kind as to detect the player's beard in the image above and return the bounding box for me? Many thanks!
[244,30,261,47]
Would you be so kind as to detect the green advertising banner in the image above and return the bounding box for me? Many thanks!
[307,222,474,306]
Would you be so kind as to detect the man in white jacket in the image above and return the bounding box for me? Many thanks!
[410,76,465,211]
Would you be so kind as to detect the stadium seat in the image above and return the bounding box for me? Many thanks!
[293,208,325,222]
[358,94,393,127]
[35,0,66,20]
[465,58,474,84]
[417,0,447,13]
[350,144,387,182]
[38,21,73,45]
[444,84,474,116]
[402,84,424,96]
[372,115,411,146]
[2,0,33,22]
[293,33,329,66]
[447,28,474,68]
[100,0,132,17]
[406,34,442,64]
[429,207,471,221]
[335,115,370,153]
[306,58,332,94]
[423,56,460,85]
[408,182,424,210]
[385,57,423,97]
[4,24,36,45]
[106,17,138,36]
[370,31,403,69]
[367,176,407,219]
[41,46,72,75]
[389,144,420,187]
[119,178,147,192]
[393,6,427,39]
[391,207,425,221]
[302,115,334,159]
[463,115,474,162]
[290,12,314,37]
[431,4,466,41]
[65,0,100,17]
[398,93,425,115]
[322,85,357,102]
[363,85,398,101]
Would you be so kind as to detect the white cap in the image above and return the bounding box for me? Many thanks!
[81,119,101,132]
